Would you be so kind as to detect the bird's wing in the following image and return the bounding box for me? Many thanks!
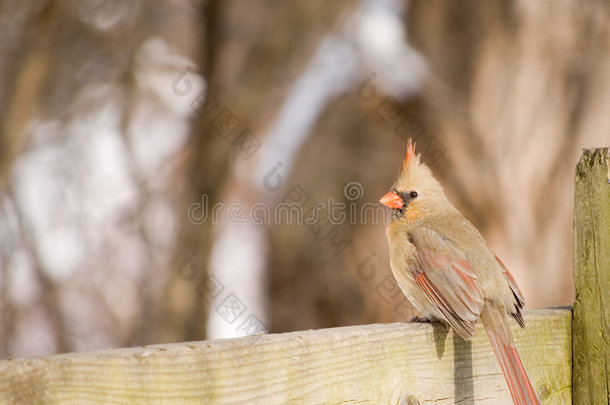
[409,226,484,340]
[494,253,525,327]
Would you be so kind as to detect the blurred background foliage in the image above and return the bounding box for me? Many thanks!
[0,0,608,358]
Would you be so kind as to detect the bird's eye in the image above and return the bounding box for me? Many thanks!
[409,191,418,199]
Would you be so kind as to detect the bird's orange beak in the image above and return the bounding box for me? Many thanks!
[379,191,404,209]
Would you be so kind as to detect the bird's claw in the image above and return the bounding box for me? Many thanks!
[410,316,432,323]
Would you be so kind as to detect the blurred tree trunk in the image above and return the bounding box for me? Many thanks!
[154,0,358,341]
[0,2,57,192]
[150,1,227,343]
[0,1,62,355]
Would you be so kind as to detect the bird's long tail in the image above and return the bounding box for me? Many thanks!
[480,308,541,405]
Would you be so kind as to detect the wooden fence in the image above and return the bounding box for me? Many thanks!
[0,147,608,404]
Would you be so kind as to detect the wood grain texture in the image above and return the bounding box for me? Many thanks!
[0,309,570,405]
[573,147,610,405]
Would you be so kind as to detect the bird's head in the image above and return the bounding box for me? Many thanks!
[379,139,449,222]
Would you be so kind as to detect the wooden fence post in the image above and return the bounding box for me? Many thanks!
[573,147,610,404]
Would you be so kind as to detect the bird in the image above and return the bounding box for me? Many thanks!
[379,139,540,405]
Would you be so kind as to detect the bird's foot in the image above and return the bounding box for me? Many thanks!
[410,316,433,323]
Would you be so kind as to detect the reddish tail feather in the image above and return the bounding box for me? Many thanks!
[484,324,541,405]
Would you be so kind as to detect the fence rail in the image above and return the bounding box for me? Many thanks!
[0,310,570,405]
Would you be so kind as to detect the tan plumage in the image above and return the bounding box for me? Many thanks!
[380,140,540,405]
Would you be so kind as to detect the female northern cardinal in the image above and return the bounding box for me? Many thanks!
[379,140,540,405]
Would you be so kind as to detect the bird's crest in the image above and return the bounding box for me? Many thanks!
[394,138,439,193]
[401,138,421,171]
